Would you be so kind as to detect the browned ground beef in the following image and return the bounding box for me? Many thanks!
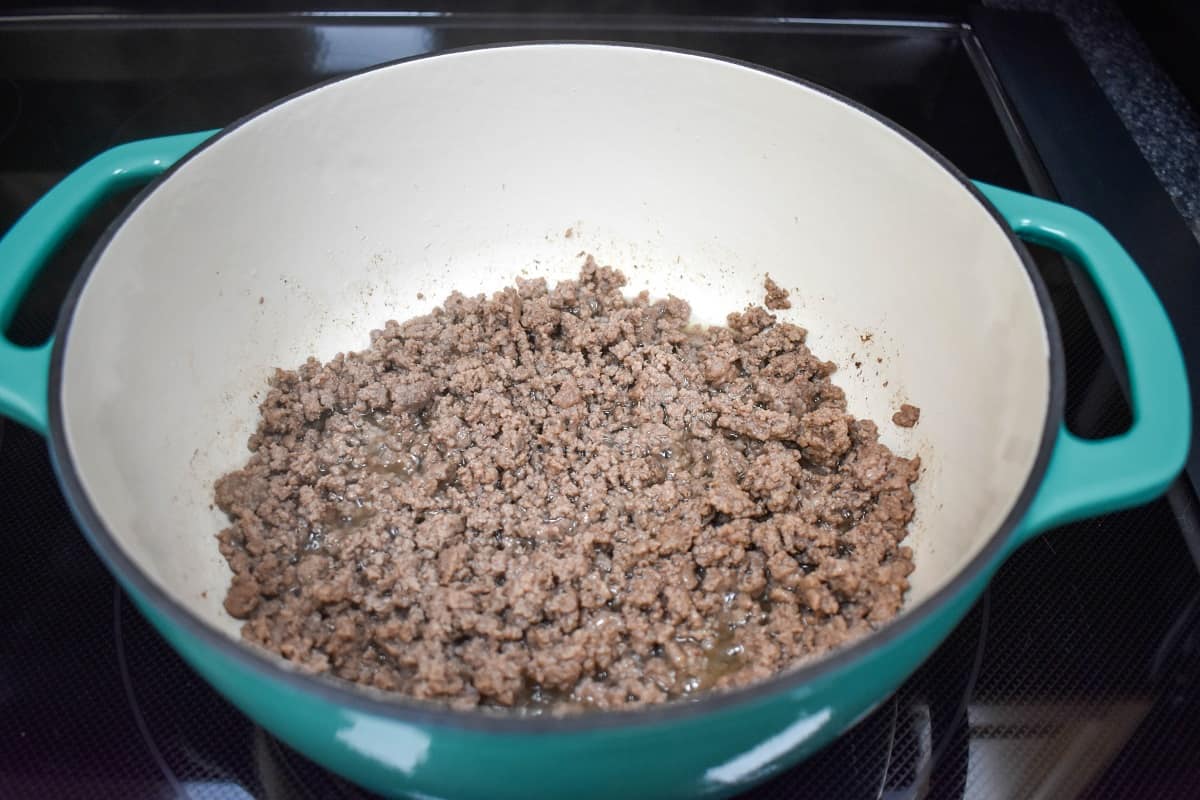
[892,404,921,428]
[762,275,791,310]
[215,257,919,713]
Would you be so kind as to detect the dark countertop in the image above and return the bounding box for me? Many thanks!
[987,0,1200,242]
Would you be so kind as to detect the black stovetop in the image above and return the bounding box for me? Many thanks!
[2,11,1199,800]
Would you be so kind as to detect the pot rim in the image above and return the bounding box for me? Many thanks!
[46,41,1066,734]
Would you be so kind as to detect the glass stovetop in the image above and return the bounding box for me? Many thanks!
[1,12,1198,799]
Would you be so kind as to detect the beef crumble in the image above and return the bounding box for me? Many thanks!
[215,257,920,713]
[762,275,791,310]
[892,404,921,428]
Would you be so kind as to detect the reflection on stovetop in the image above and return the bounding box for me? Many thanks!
[1,13,1199,800]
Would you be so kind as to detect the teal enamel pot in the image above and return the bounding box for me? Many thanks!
[0,43,1190,799]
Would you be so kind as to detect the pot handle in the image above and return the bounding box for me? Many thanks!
[0,130,217,434]
[974,182,1191,547]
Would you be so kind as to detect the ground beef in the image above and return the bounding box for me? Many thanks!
[215,256,920,713]
[892,404,921,428]
[762,275,791,310]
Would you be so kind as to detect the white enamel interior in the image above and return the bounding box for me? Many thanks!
[60,44,1050,644]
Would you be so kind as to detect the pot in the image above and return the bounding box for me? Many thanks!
[0,43,1189,799]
